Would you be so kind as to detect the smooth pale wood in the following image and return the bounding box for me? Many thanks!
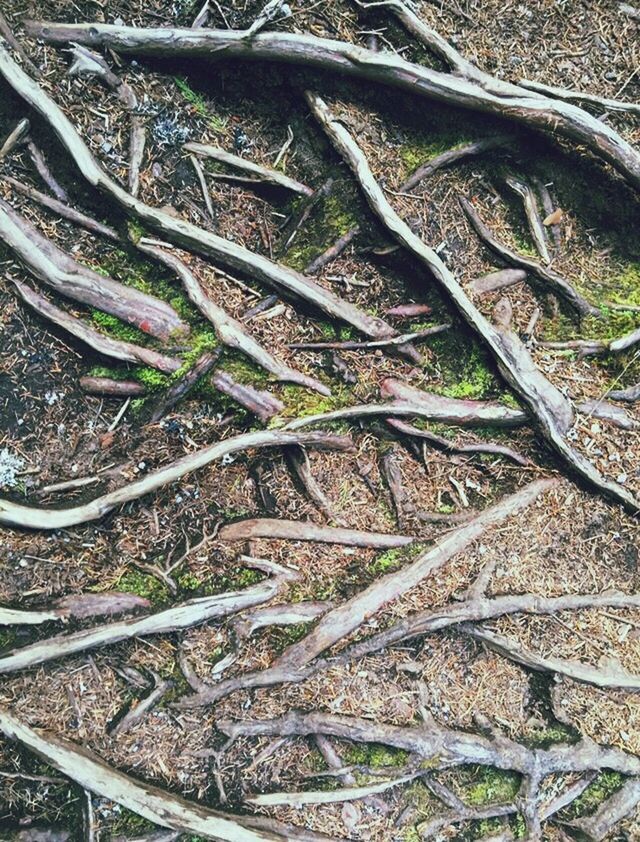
[184,142,313,196]
[0,430,352,530]
[219,518,416,547]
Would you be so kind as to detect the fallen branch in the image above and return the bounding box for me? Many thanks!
[504,174,551,264]
[211,370,284,421]
[80,376,146,396]
[184,142,313,197]
[0,709,341,842]
[0,198,189,341]
[219,518,416,547]
[24,23,640,190]
[0,117,30,160]
[0,45,405,353]
[287,323,450,351]
[0,429,353,530]
[470,268,527,296]
[284,445,346,525]
[146,350,222,423]
[459,197,598,317]
[0,592,150,626]
[13,281,182,374]
[519,78,640,117]
[386,418,532,466]
[540,326,640,357]
[462,623,640,690]
[0,559,297,673]
[4,175,120,240]
[174,478,552,707]
[137,241,329,394]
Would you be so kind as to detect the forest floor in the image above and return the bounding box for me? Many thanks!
[0,0,639,840]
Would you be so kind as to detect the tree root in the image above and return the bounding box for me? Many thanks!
[211,370,285,422]
[0,43,406,354]
[459,196,598,317]
[0,708,341,842]
[0,592,150,626]
[184,141,313,197]
[0,430,353,530]
[568,777,640,840]
[23,18,640,190]
[13,280,182,374]
[219,518,416,547]
[0,118,30,160]
[518,78,640,117]
[287,323,449,352]
[137,241,329,394]
[146,350,222,423]
[504,174,551,264]
[80,376,146,396]
[173,478,553,707]
[284,445,346,525]
[470,268,527,296]
[0,558,298,674]
[0,197,189,341]
[607,382,640,403]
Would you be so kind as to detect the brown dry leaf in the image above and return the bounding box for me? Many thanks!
[543,208,563,225]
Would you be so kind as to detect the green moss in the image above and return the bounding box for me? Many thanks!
[91,309,149,344]
[523,722,574,749]
[273,381,352,423]
[399,133,470,178]
[564,770,625,818]
[282,189,359,271]
[86,365,128,381]
[117,570,170,607]
[368,541,428,576]
[220,350,270,387]
[133,366,171,392]
[0,629,16,651]
[343,742,409,768]
[110,808,156,836]
[439,345,496,399]
[462,765,521,806]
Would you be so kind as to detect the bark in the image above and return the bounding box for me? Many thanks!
[463,623,640,690]
[4,175,120,240]
[460,197,598,316]
[0,118,30,160]
[146,350,222,423]
[80,376,146,396]
[0,593,149,626]
[219,518,416,547]
[22,23,640,191]
[569,777,640,840]
[0,198,188,341]
[607,383,640,403]
[504,174,551,264]
[579,399,639,432]
[0,560,296,673]
[0,709,341,842]
[518,79,640,117]
[211,370,284,422]
[470,268,527,296]
[386,418,531,466]
[13,281,182,374]
[384,303,432,318]
[184,142,313,196]
[0,44,403,351]
[0,430,353,530]
[137,242,328,394]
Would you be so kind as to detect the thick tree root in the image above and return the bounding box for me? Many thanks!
[0,430,353,530]
[0,43,405,353]
[22,22,640,190]
[0,592,150,626]
[0,709,341,842]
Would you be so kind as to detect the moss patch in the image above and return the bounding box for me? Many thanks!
[116,570,170,607]
[564,770,625,818]
[343,742,409,768]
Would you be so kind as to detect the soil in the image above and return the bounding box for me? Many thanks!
[0,0,639,840]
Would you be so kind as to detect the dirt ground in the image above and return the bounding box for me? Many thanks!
[0,0,639,839]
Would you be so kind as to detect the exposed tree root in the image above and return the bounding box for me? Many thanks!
[541,326,640,357]
[0,559,298,674]
[0,118,30,160]
[4,175,120,240]
[13,280,182,374]
[459,196,598,316]
[137,241,329,394]
[504,174,551,264]
[0,198,188,341]
[0,430,352,530]
[211,370,285,422]
[470,268,527,296]
[568,777,640,840]
[462,623,640,690]
[109,672,172,736]
[184,141,313,196]
[232,601,333,642]
[287,323,449,352]
[284,445,346,525]
[0,593,150,626]
[25,140,68,202]
[23,20,640,190]
[245,771,418,806]
[607,382,640,402]
[0,709,341,842]
[219,518,416,547]
[174,479,553,707]
[146,350,222,423]
[0,43,406,353]
[518,78,640,117]
[80,376,146,396]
